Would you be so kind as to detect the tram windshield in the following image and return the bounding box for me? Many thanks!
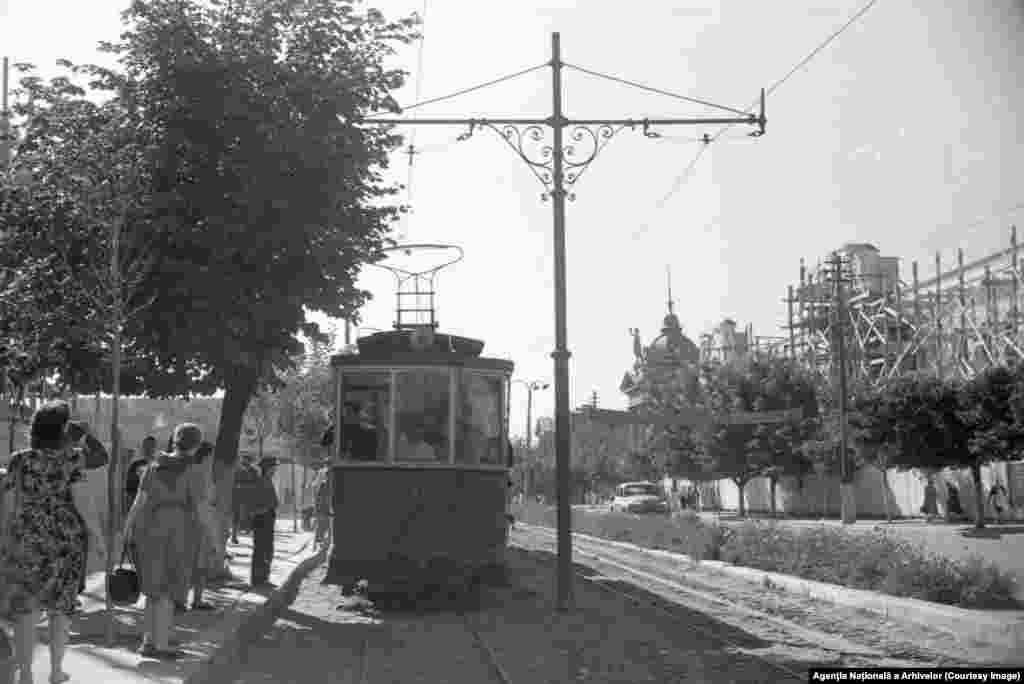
[457,372,504,465]
[340,372,390,461]
[395,370,450,462]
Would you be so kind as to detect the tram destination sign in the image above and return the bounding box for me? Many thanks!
[582,407,802,429]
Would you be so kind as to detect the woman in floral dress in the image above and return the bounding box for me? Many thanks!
[0,401,108,684]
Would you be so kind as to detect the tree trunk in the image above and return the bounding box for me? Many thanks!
[734,478,747,517]
[769,476,778,518]
[210,366,259,577]
[970,463,986,530]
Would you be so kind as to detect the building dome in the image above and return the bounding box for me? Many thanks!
[646,313,700,366]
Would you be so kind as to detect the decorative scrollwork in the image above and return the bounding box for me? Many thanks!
[564,124,622,196]
[481,122,625,202]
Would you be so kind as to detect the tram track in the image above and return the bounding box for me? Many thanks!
[513,522,944,678]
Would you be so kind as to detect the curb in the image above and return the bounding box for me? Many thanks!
[183,542,328,684]
[516,522,1024,653]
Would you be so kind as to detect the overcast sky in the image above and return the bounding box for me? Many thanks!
[2,1,1022,436]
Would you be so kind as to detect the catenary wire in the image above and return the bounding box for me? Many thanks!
[647,0,882,221]
[365,63,549,118]
[562,62,751,117]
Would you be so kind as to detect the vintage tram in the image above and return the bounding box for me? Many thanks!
[323,245,514,599]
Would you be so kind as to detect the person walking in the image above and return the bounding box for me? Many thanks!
[311,465,332,549]
[181,441,216,612]
[0,401,108,684]
[921,478,939,521]
[231,455,261,543]
[250,457,280,588]
[989,480,1009,523]
[121,423,217,659]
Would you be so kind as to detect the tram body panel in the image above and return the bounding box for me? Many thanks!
[323,331,514,589]
[327,465,508,581]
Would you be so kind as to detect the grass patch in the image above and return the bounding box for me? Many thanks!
[511,501,1021,610]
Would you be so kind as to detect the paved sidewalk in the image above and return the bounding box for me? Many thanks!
[10,519,318,684]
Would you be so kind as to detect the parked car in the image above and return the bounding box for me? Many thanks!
[610,481,670,514]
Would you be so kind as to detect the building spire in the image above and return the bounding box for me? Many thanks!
[666,265,674,315]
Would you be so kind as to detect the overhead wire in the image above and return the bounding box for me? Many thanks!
[646,0,882,223]
[562,62,751,117]
[364,62,548,118]
[399,0,429,242]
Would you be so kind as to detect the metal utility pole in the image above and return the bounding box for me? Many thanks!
[829,252,855,524]
[366,33,765,611]
[515,379,549,499]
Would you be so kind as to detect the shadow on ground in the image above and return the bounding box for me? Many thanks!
[958,525,1024,539]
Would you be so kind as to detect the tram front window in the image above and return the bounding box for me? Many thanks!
[340,372,390,461]
[456,373,504,465]
[395,370,450,462]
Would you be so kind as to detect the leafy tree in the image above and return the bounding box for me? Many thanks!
[745,358,819,516]
[957,364,1024,528]
[53,0,418,562]
[631,365,707,480]
[696,357,816,517]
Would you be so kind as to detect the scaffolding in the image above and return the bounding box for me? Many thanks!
[785,227,1024,385]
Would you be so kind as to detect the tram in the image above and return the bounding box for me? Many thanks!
[323,245,514,600]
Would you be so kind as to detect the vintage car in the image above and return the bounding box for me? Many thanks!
[610,481,670,514]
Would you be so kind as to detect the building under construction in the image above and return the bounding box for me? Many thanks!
[784,228,1024,385]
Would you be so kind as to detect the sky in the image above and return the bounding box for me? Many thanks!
[2,0,1023,438]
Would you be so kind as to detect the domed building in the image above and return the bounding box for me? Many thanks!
[620,292,701,411]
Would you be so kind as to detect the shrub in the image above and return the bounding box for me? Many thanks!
[513,502,1021,609]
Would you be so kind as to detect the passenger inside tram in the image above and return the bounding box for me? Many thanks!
[341,402,378,461]
[397,423,438,461]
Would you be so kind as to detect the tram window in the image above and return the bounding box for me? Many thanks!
[340,372,390,461]
[456,373,504,465]
[394,370,451,462]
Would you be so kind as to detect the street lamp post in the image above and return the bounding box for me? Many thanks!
[514,379,549,499]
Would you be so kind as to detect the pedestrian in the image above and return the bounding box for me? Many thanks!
[920,478,939,521]
[312,465,332,548]
[0,401,108,684]
[182,441,216,612]
[120,423,217,659]
[231,455,260,543]
[249,457,280,588]
[988,481,1009,522]
[945,481,965,521]
[63,419,110,597]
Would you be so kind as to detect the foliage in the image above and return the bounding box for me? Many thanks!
[958,364,1024,466]
[632,365,707,480]
[696,357,819,514]
[0,66,157,397]
[719,521,1019,609]
[512,501,1021,609]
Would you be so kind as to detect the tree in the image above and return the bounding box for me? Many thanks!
[632,364,707,481]
[243,389,279,463]
[958,364,1024,528]
[76,0,419,563]
[695,357,817,517]
[746,359,819,517]
[2,65,162,642]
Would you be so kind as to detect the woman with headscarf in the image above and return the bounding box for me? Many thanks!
[0,401,108,684]
[121,424,217,659]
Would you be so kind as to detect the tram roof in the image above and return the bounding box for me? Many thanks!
[331,329,514,373]
[331,352,514,373]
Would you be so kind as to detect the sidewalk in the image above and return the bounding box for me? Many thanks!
[11,519,320,684]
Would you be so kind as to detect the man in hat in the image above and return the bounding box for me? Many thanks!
[249,456,279,587]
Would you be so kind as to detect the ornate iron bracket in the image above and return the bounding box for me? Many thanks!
[454,122,626,202]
